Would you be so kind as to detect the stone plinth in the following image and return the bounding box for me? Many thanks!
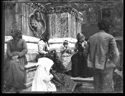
[24,62,38,88]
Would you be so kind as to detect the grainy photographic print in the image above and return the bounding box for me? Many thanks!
[2,0,123,93]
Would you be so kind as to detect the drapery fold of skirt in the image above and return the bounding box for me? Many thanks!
[71,52,93,77]
[5,57,27,89]
[51,70,77,92]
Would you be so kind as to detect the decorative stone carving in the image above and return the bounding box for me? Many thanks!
[29,9,46,38]
[49,12,82,39]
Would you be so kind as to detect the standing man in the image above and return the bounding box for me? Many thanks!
[87,20,119,93]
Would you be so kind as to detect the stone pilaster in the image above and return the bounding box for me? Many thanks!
[60,13,68,37]
[49,13,56,38]
[4,2,16,36]
[71,14,76,38]
[55,13,61,38]
[68,13,71,37]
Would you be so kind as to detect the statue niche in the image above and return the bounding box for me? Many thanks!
[29,9,46,38]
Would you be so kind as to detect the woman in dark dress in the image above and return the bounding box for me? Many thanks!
[71,33,93,77]
[5,29,28,92]
[47,50,77,92]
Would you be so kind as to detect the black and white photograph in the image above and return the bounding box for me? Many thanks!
[1,0,123,93]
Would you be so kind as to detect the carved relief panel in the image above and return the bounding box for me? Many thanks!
[29,9,46,38]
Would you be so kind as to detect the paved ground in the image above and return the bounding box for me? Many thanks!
[3,85,122,93]
[19,82,95,93]
[19,81,123,93]
[2,72,123,93]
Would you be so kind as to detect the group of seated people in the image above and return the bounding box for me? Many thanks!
[37,32,93,77]
[31,32,93,92]
[31,20,122,93]
[3,27,92,92]
[3,25,122,93]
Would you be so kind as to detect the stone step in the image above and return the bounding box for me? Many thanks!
[25,62,38,70]
[25,62,38,88]
[71,77,94,82]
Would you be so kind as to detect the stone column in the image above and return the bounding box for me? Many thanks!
[48,14,52,38]
[60,12,68,38]
[49,13,56,38]
[4,2,16,36]
[45,13,50,39]
[71,14,76,38]
[68,13,71,37]
[55,13,61,38]
[5,8,14,35]
[22,3,33,36]
[15,3,22,30]
[22,3,26,35]
[78,20,82,34]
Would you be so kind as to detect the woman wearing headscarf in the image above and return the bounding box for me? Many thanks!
[71,33,92,77]
[31,57,56,92]
[5,29,28,92]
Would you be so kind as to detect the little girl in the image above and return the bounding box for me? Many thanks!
[60,40,72,72]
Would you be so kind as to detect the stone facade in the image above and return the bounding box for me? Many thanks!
[4,2,83,39]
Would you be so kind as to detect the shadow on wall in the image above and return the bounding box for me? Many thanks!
[82,24,99,40]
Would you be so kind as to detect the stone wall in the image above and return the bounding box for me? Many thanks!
[21,3,33,36]
[4,3,39,37]
[4,2,82,39]
[4,3,15,36]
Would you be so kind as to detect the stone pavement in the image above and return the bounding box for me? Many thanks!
[20,81,94,93]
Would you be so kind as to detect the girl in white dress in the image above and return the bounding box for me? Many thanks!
[31,57,56,92]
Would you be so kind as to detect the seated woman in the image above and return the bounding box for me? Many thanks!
[71,33,93,78]
[31,58,56,92]
[48,50,77,92]
[60,40,72,71]
[5,29,28,92]
[36,34,50,61]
